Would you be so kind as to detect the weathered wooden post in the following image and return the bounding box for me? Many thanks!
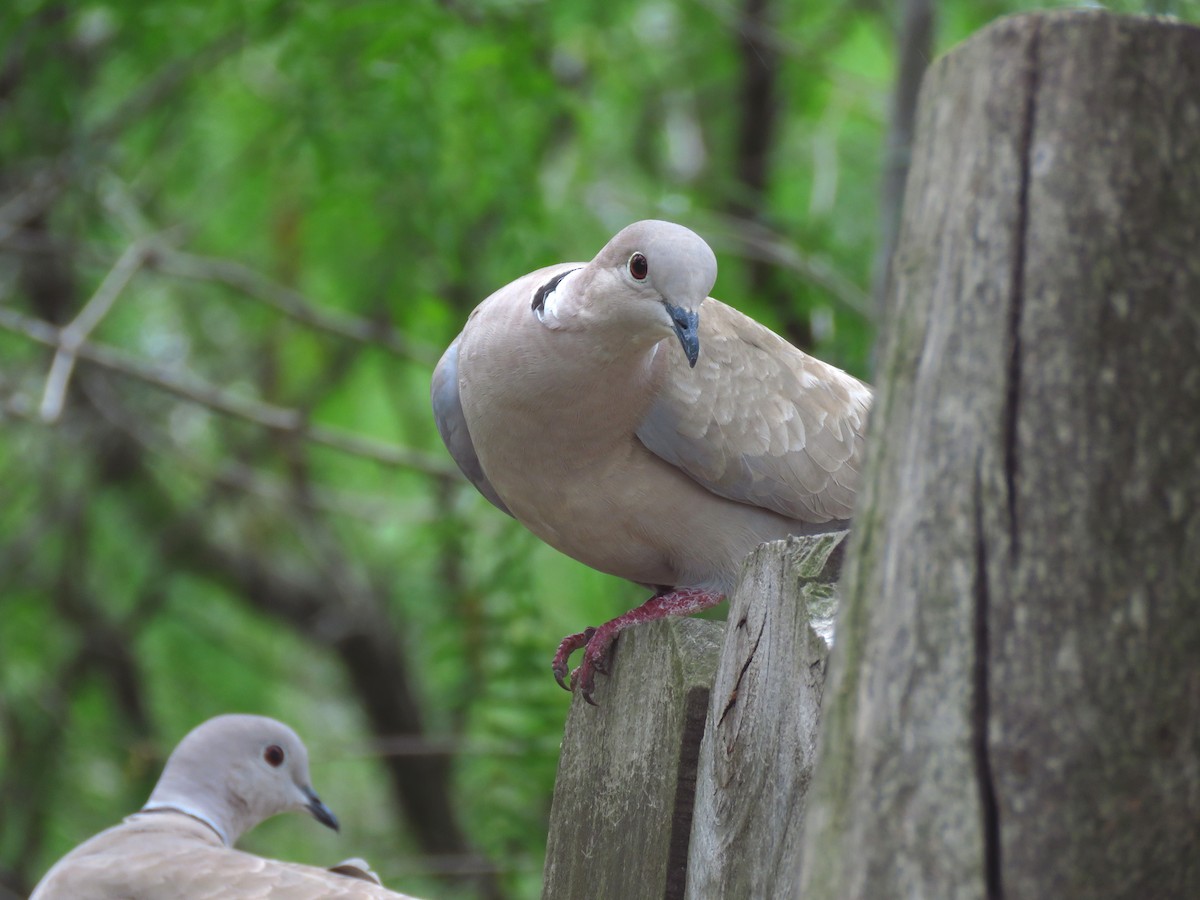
[541,617,722,900]
[542,533,846,899]
[685,533,845,899]
[801,11,1200,899]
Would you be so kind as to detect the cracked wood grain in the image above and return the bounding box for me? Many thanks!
[684,533,846,900]
[541,618,722,900]
[800,11,1200,899]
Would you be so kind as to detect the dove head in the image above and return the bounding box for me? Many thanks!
[584,220,716,367]
[141,714,339,846]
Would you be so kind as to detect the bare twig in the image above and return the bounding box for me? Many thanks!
[149,247,439,365]
[79,373,410,522]
[0,306,458,477]
[0,231,439,365]
[39,241,148,422]
[706,215,872,318]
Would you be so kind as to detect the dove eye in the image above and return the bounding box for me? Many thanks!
[628,252,649,281]
[264,745,285,767]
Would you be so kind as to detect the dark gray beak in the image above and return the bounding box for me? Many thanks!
[666,303,700,368]
[304,786,340,832]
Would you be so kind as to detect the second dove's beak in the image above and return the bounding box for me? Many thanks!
[303,787,340,832]
[666,303,700,368]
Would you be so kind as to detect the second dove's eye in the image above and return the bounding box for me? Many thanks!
[264,745,285,767]
[629,253,649,281]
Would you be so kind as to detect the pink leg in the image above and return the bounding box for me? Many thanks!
[553,588,725,705]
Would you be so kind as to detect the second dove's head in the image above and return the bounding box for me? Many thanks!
[142,714,339,845]
[588,220,717,368]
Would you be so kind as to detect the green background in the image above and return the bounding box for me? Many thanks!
[2,1,1195,898]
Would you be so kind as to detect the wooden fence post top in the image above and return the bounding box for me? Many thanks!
[542,617,722,900]
[686,532,846,900]
[541,534,849,900]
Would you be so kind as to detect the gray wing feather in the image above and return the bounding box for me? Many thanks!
[431,335,513,517]
[636,299,870,524]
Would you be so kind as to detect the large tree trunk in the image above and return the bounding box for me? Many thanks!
[801,11,1200,899]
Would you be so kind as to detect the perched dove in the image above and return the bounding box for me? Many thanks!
[432,220,871,702]
[30,714,419,899]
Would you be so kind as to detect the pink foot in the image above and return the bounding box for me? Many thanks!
[552,627,595,691]
[551,588,725,705]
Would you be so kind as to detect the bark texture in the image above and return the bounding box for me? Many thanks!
[541,618,722,900]
[684,533,844,900]
[800,11,1200,899]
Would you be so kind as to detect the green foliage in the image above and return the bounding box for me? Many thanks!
[1,1,1195,898]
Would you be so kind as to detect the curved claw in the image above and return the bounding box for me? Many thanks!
[552,627,596,691]
[569,663,600,706]
[571,629,617,705]
[551,588,726,702]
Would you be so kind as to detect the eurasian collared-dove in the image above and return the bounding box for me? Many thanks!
[432,220,871,702]
[30,714,419,899]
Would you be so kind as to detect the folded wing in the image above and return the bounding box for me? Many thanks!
[636,299,870,524]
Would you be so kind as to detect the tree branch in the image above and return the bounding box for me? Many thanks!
[0,305,458,477]
[0,231,440,366]
[705,215,872,318]
[78,372,406,521]
[146,246,441,366]
[39,240,149,422]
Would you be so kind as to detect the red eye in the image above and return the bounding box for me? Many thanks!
[264,745,285,767]
[628,252,649,281]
